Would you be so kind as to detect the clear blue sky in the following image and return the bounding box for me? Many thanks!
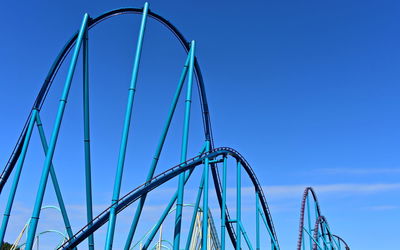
[0,0,399,249]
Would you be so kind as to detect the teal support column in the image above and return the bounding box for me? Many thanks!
[201,140,211,250]
[259,208,279,249]
[141,168,197,250]
[0,109,37,246]
[124,38,194,250]
[221,155,227,250]
[142,146,206,250]
[35,113,74,241]
[314,202,319,249]
[25,13,90,250]
[256,192,260,250]
[307,196,312,249]
[105,3,148,249]
[173,40,195,250]
[82,25,94,250]
[240,222,254,250]
[184,171,205,250]
[236,161,241,250]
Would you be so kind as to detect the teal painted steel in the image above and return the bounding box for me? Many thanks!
[143,144,206,250]
[173,40,196,250]
[0,109,37,246]
[141,169,195,250]
[221,155,227,250]
[201,140,211,250]
[105,3,149,249]
[259,208,279,249]
[35,113,74,241]
[240,222,254,250]
[124,35,193,250]
[185,171,205,250]
[307,196,312,248]
[25,13,90,250]
[0,5,352,250]
[236,161,241,250]
[256,192,260,250]
[82,26,94,250]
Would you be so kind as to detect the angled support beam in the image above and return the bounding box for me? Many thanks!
[25,13,90,249]
[105,3,149,249]
[258,208,279,249]
[140,169,194,250]
[35,113,74,241]
[173,40,196,250]
[124,32,194,250]
[0,109,38,246]
[239,221,254,250]
[303,227,323,250]
[143,146,206,250]
[184,171,205,250]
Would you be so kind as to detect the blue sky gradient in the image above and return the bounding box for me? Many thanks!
[0,0,399,249]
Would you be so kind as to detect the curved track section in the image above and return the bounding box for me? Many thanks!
[0,4,350,250]
[0,6,242,247]
[297,187,349,250]
[57,147,277,249]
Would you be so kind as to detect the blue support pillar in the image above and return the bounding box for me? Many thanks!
[173,40,195,250]
[0,109,37,246]
[105,3,149,249]
[185,171,205,250]
[201,140,211,250]
[307,196,312,249]
[35,113,74,241]
[124,36,194,250]
[142,146,206,250]
[236,161,241,250]
[221,155,227,250]
[141,168,197,250]
[82,24,94,250]
[25,13,90,250]
[256,191,260,250]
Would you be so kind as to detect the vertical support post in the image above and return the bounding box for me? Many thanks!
[25,13,90,250]
[0,109,38,245]
[221,155,227,250]
[256,191,260,250]
[82,23,94,250]
[307,196,312,249]
[236,161,241,250]
[105,3,148,249]
[201,140,211,250]
[314,202,319,249]
[185,171,205,250]
[35,113,74,241]
[124,37,194,250]
[141,168,195,250]
[173,40,195,250]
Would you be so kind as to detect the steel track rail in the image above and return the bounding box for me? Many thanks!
[0,7,278,248]
[297,187,349,250]
[58,147,278,249]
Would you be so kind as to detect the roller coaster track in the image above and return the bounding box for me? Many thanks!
[297,187,350,250]
[57,147,274,249]
[0,2,349,250]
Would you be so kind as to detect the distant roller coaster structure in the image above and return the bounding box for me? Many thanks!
[0,2,349,250]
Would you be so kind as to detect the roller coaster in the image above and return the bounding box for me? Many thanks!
[0,3,349,250]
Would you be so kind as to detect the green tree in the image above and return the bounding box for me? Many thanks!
[1,242,19,250]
